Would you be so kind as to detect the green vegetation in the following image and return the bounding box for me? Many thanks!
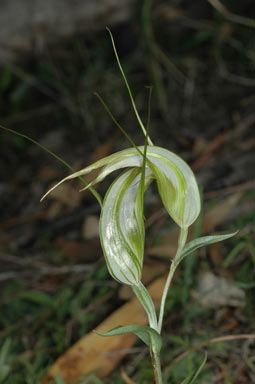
[0,1,254,382]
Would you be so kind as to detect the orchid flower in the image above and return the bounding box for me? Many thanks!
[39,29,237,384]
[0,27,238,384]
[41,145,201,285]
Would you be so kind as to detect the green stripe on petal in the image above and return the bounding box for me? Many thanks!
[42,145,200,229]
[100,168,152,286]
[40,148,142,201]
[94,146,200,228]
[144,147,200,228]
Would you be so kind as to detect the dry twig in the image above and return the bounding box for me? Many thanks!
[120,367,136,384]
[207,0,255,28]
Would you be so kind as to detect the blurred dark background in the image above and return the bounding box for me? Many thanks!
[0,1,254,383]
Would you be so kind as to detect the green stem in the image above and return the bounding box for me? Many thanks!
[132,281,158,330]
[151,344,163,384]
[133,281,163,382]
[106,27,153,145]
[94,92,144,158]
[157,228,188,333]
[157,260,178,334]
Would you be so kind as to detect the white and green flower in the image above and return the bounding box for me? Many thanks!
[100,167,153,285]
[41,145,200,286]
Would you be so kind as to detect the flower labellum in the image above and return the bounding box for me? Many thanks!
[100,167,152,285]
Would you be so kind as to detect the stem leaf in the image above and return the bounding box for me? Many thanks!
[179,232,238,262]
[96,324,162,352]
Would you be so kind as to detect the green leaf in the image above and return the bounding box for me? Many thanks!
[0,68,12,93]
[235,281,255,289]
[180,353,207,384]
[96,324,162,352]
[179,232,238,262]
[10,81,29,103]
[21,290,53,305]
[100,168,152,285]
[222,241,246,268]
[0,366,10,382]
[0,339,13,381]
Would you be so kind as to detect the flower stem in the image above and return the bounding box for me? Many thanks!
[132,281,158,330]
[157,228,188,333]
[151,344,163,384]
[157,261,178,333]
